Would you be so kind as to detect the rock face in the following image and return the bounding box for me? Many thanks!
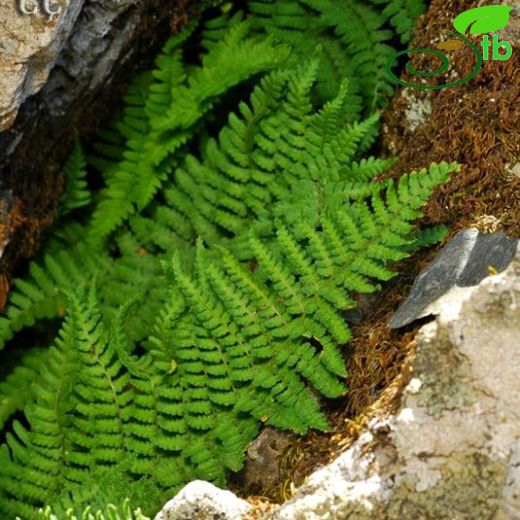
[0,0,81,131]
[0,0,148,134]
[268,244,520,519]
[241,427,294,495]
[153,481,252,520]
[389,229,519,328]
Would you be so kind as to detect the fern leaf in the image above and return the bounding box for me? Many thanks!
[59,140,90,218]
[369,0,426,43]
[0,243,108,351]
[0,347,46,430]
[37,499,150,520]
[89,22,291,244]
[0,314,78,517]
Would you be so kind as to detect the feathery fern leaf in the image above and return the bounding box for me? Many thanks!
[0,314,78,518]
[89,21,291,243]
[59,140,90,218]
[0,242,108,351]
[368,0,426,43]
[249,0,400,111]
[0,347,46,430]
[153,61,380,250]
[36,499,150,520]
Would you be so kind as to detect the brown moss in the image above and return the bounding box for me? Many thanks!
[382,0,520,237]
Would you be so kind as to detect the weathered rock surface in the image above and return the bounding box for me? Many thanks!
[153,480,252,520]
[269,243,520,520]
[389,229,519,328]
[0,1,80,131]
[241,427,294,495]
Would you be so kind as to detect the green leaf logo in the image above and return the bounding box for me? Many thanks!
[453,5,513,35]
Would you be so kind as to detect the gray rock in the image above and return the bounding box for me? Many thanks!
[0,1,84,131]
[267,243,520,519]
[389,228,518,328]
[0,1,147,134]
[242,427,293,494]
[38,0,142,124]
[154,480,252,520]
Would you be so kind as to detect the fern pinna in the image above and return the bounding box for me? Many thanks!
[0,3,453,519]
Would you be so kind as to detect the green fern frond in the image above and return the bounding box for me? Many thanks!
[36,499,150,520]
[0,6,454,518]
[250,0,401,111]
[59,140,90,218]
[368,0,426,43]
[411,224,450,251]
[88,72,155,243]
[202,10,245,51]
[64,284,132,472]
[89,21,291,244]
[152,61,379,250]
[0,313,78,518]
[0,347,46,430]
[34,462,160,520]
[0,243,108,351]
[303,0,396,109]
[250,0,363,111]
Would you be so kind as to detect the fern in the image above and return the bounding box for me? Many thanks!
[247,1,361,112]
[0,5,453,518]
[0,241,108,351]
[141,62,382,251]
[0,156,456,517]
[368,0,426,43]
[249,0,406,112]
[59,140,91,218]
[0,313,78,518]
[89,22,291,243]
[36,499,150,520]
[0,348,46,430]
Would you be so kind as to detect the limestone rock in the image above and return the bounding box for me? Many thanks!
[154,480,252,520]
[268,243,520,519]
